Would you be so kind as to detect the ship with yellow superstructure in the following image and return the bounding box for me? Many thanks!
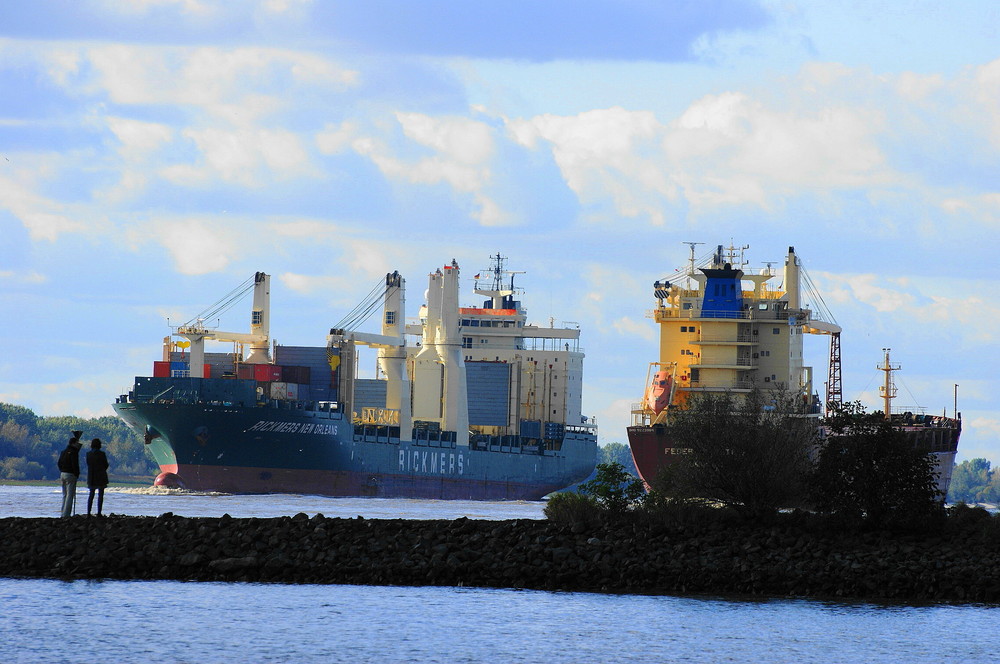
[627,242,960,497]
[628,244,826,479]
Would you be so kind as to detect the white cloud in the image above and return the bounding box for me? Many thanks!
[941,193,1000,224]
[0,175,87,241]
[0,270,48,284]
[163,126,312,186]
[973,59,1000,149]
[508,106,671,223]
[106,116,174,158]
[823,274,916,313]
[150,217,242,274]
[666,91,891,208]
[111,0,215,16]
[895,71,945,102]
[268,219,337,238]
[817,271,1000,345]
[279,272,351,296]
[352,114,508,226]
[316,122,359,155]
[970,416,1000,439]
[70,45,357,118]
[612,316,656,341]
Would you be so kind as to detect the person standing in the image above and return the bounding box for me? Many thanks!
[86,438,109,516]
[57,432,83,518]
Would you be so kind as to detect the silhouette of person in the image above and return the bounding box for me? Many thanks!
[86,438,109,516]
[57,432,83,518]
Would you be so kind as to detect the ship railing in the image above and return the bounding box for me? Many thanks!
[688,378,756,390]
[353,424,401,444]
[653,308,792,322]
[521,338,583,352]
[697,333,756,343]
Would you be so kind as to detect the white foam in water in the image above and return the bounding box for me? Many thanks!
[114,486,231,497]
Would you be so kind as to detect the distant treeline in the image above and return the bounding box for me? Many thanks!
[598,442,638,475]
[0,403,155,481]
[948,459,1000,504]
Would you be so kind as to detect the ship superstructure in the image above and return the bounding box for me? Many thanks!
[628,245,838,469]
[113,256,597,499]
[626,243,959,498]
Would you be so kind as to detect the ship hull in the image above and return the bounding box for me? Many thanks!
[627,422,961,497]
[115,401,596,500]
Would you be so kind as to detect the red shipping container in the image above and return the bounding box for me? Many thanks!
[203,363,212,378]
[153,361,170,377]
[254,364,283,382]
[237,365,255,380]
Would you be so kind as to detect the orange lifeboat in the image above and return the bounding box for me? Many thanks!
[644,370,673,415]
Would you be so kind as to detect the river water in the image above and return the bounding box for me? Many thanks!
[1,485,997,663]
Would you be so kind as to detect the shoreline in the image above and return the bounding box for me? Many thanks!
[3,514,1000,603]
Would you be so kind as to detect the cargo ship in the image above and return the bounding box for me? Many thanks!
[113,256,598,499]
[626,243,960,496]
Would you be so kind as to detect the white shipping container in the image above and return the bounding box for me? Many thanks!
[270,381,288,399]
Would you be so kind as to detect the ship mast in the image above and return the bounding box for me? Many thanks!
[878,347,900,420]
[681,241,703,288]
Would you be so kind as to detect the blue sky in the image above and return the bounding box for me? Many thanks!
[1,0,998,463]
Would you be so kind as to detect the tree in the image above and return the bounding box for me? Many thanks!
[945,458,1000,505]
[598,442,639,476]
[0,402,156,481]
[651,388,816,519]
[578,462,647,513]
[811,401,942,527]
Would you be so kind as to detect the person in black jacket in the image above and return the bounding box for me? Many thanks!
[57,432,83,517]
[86,438,109,516]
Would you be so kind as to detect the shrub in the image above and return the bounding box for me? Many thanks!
[543,491,602,524]
[578,462,647,514]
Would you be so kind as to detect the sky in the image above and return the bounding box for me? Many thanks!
[0,0,998,463]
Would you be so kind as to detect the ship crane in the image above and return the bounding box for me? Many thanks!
[174,272,271,378]
[326,270,410,432]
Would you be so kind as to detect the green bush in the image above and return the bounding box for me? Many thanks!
[578,462,647,514]
[543,491,602,524]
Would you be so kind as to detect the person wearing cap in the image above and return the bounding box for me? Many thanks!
[86,438,109,516]
[57,433,83,518]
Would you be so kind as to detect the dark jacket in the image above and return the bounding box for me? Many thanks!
[86,450,109,489]
[57,445,81,477]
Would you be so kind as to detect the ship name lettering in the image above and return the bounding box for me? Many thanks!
[396,449,464,476]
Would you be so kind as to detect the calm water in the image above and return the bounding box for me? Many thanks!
[1,485,997,663]
[0,484,546,520]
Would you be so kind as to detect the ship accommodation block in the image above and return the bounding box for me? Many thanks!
[652,259,813,407]
[402,285,586,443]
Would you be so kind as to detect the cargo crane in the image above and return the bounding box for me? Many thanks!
[174,271,271,378]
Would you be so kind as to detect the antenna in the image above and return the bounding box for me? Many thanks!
[682,241,704,288]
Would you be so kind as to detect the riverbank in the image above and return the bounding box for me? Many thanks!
[3,513,999,602]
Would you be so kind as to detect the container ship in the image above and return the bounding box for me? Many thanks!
[113,256,598,499]
[626,243,960,496]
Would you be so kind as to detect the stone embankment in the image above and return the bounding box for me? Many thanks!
[2,514,999,602]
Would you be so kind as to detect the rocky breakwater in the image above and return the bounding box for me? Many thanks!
[2,513,1000,602]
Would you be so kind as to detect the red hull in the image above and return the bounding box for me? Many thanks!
[626,425,686,487]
